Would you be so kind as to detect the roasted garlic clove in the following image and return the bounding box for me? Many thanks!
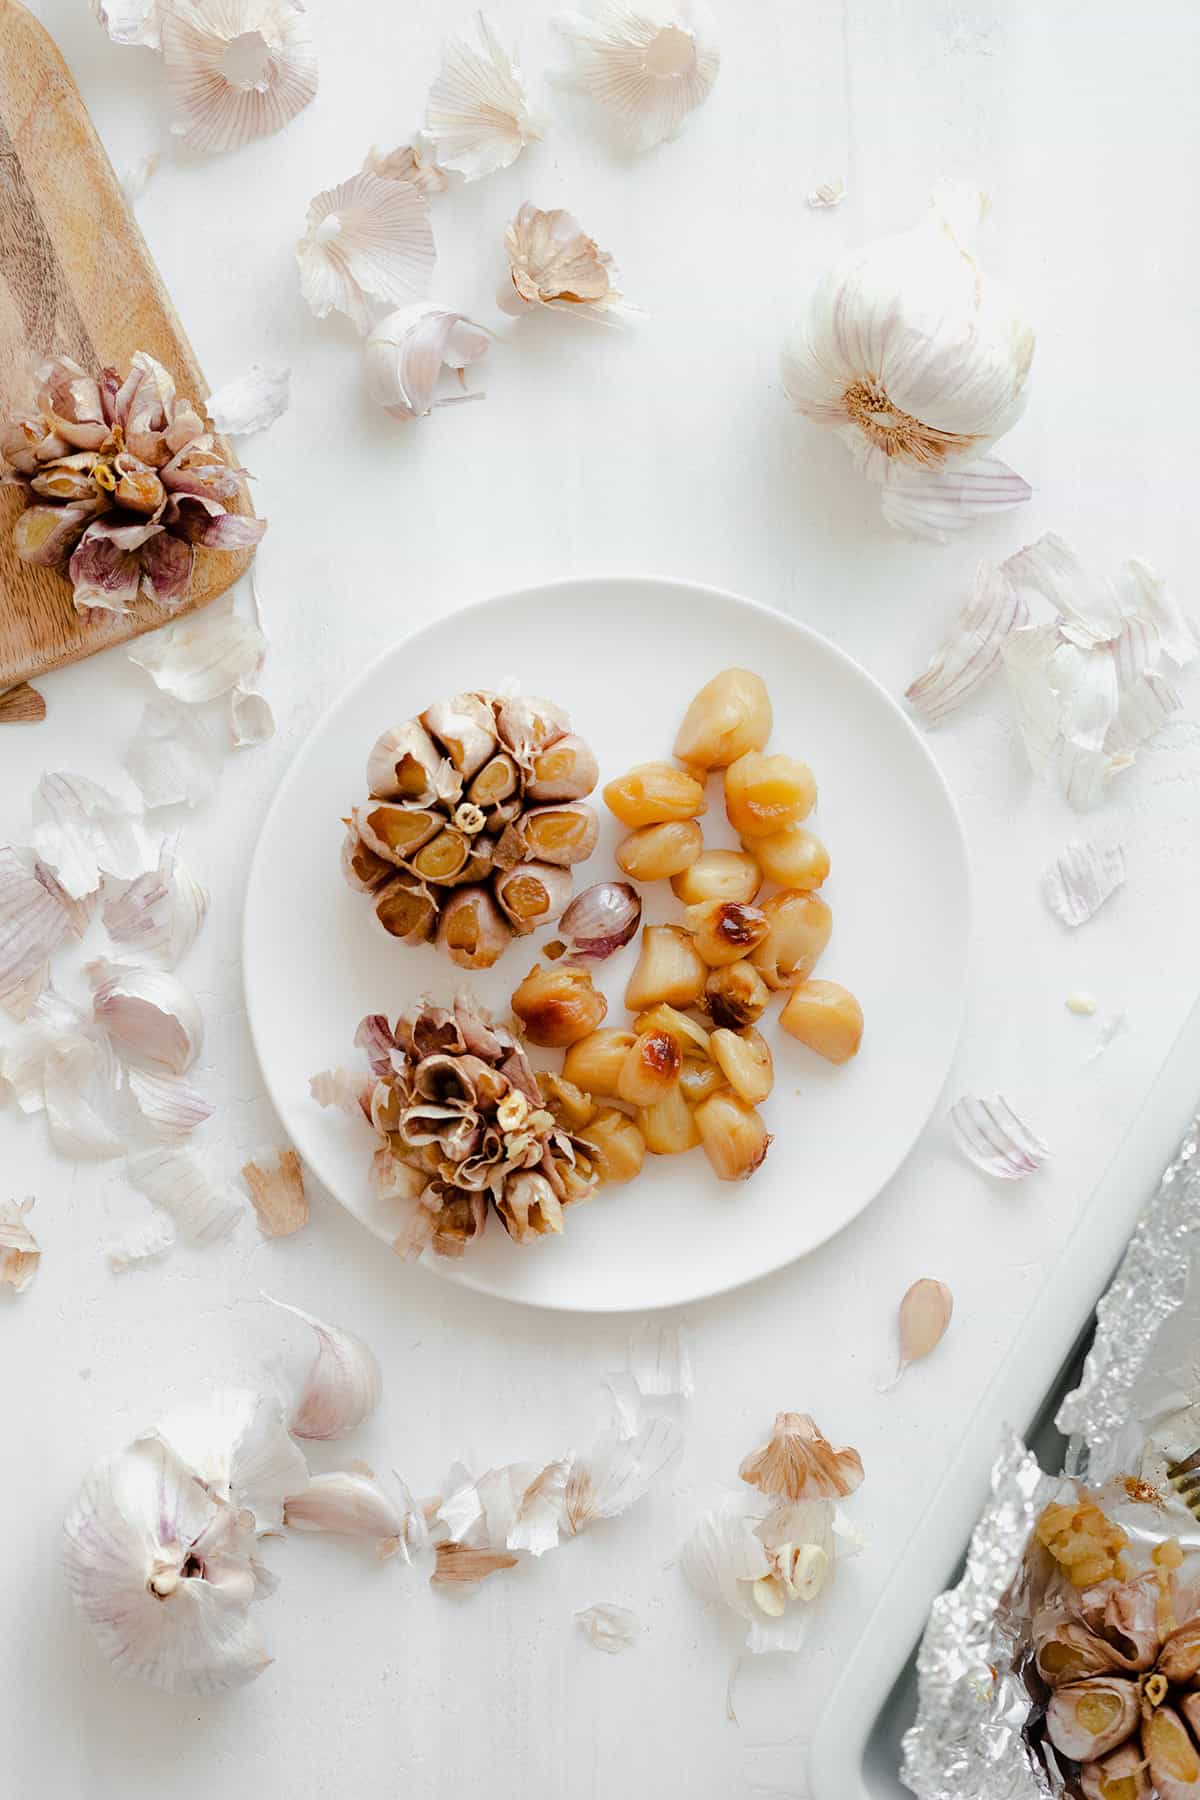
[375,872,437,943]
[411,826,472,883]
[637,1085,700,1155]
[495,694,571,768]
[674,669,772,769]
[1145,1706,1200,1798]
[494,860,574,935]
[632,1003,711,1059]
[519,802,600,867]
[511,964,608,1047]
[436,885,512,969]
[526,733,600,802]
[617,1029,683,1106]
[1044,1680,1140,1764]
[580,1109,646,1185]
[1079,1744,1151,1800]
[1159,1620,1200,1684]
[354,801,441,864]
[536,1070,597,1131]
[678,1059,725,1105]
[624,924,708,1010]
[366,719,446,802]
[1035,1623,1127,1688]
[562,1028,638,1097]
[420,693,497,777]
[746,826,829,892]
[693,1090,771,1180]
[682,898,770,967]
[1035,1499,1129,1589]
[603,762,707,828]
[704,959,770,1029]
[670,848,761,906]
[467,750,521,812]
[341,822,393,892]
[779,979,863,1063]
[497,1169,565,1244]
[724,750,817,839]
[751,891,833,989]
[710,1027,773,1104]
[615,819,703,882]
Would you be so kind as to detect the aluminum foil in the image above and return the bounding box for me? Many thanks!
[900,1107,1200,1800]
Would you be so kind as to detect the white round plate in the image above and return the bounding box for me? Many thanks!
[244,577,969,1314]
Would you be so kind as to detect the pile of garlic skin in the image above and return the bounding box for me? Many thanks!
[782,181,1036,542]
[62,1304,684,1693]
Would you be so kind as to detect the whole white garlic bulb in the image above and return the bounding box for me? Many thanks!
[63,1390,307,1695]
[782,181,1036,542]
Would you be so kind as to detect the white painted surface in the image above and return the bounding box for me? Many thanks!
[4,2,1199,1795]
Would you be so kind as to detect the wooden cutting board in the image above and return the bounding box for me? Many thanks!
[0,0,257,719]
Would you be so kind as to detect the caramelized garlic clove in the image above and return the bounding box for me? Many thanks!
[410,826,471,883]
[519,801,600,867]
[510,963,608,1047]
[603,761,706,829]
[709,1027,773,1104]
[693,1090,771,1180]
[750,891,833,989]
[615,819,703,882]
[624,924,707,1010]
[562,1028,637,1097]
[746,826,829,892]
[682,898,770,967]
[704,959,769,1029]
[536,1070,597,1131]
[494,860,573,934]
[678,1059,724,1105]
[436,885,512,968]
[526,733,600,801]
[366,719,446,802]
[341,822,394,892]
[354,801,441,865]
[779,979,862,1062]
[468,751,521,811]
[637,1085,700,1155]
[420,693,497,778]
[670,848,761,906]
[674,669,772,769]
[580,1109,646,1184]
[616,1029,682,1106]
[631,1002,711,1059]
[724,751,816,839]
[375,873,437,943]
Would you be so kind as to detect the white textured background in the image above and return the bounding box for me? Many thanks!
[4,2,1200,1796]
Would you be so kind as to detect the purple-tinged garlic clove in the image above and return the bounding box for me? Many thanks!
[374,872,437,943]
[366,719,446,802]
[494,694,571,769]
[556,882,641,961]
[495,860,573,935]
[526,733,599,802]
[420,693,497,778]
[354,801,441,865]
[12,496,107,566]
[518,801,599,868]
[437,885,512,969]
[261,1295,383,1442]
[28,452,100,503]
[1044,1679,1140,1764]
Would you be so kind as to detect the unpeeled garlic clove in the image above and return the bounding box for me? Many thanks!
[518,801,600,868]
[262,1294,383,1441]
[525,734,599,802]
[420,693,497,778]
[494,860,573,935]
[436,884,512,968]
[886,1278,953,1389]
[354,801,440,864]
[556,881,641,961]
[284,1469,409,1549]
[366,719,446,802]
[88,959,204,1074]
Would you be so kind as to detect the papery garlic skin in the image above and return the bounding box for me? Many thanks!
[364,304,490,422]
[499,203,632,321]
[424,12,540,181]
[553,0,720,153]
[89,960,205,1074]
[782,182,1035,539]
[161,0,318,154]
[297,173,436,336]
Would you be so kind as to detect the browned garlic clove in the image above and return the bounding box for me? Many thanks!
[518,801,600,867]
[674,669,772,769]
[436,886,512,969]
[724,751,817,839]
[779,979,863,1063]
[510,963,607,1047]
[683,898,770,967]
[366,719,446,801]
[536,1071,597,1131]
[354,801,441,864]
[693,1090,771,1180]
[751,892,833,989]
[709,1027,773,1105]
[704,959,770,1029]
[526,733,600,801]
[615,818,704,882]
[670,848,761,906]
[624,923,707,1010]
[632,1002,711,1059]
[580,1109,646,1184]
[497,1169,566,1243]
[617,1029,682,1106]
[603,761,707,828]
[1045,1680,1141,1764]
[420,693,497,777]
[739,1412,864,1502]
[562,1028,638,1098]
[495,860,574,934]
[375,873,437,943]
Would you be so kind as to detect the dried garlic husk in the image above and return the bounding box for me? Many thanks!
[364,304,489,422]
[905,562,1030,725]
[0,1197,40,1292]
[297,171,436,335]
[102,837,209,968]
[553,0,719,151]
[129,599,267,704]
[807,178,845,209]
[32,773,147,901]
[564,1417,684,1533]
[575,1602,639,1652]
[107,1213,176,1273]
[127,1066,214,1139]
[950,1093,1049,1179]
[124,698,221,809]
[88,959,204,1074]
[499,203,632,320]
[363,135,448,195]
[241,1149,307,1238]
[1043,838,1127,929]
[284,1469,410,1551]
[161,0,318,154]
[126,1146,243,1242]
[262,1294,382,1440]
[90,0,161,49]
[205,363,290,437]
[629,1321,693,1398]
[0,847,73,1017]
[63,1390,306,1694]
[681,1495,843,1655]
[739,1412,864,1502]
[424,12,540,181]
[782,182,1034,540]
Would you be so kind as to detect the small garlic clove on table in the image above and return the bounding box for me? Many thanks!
[885,1278,954,1389]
